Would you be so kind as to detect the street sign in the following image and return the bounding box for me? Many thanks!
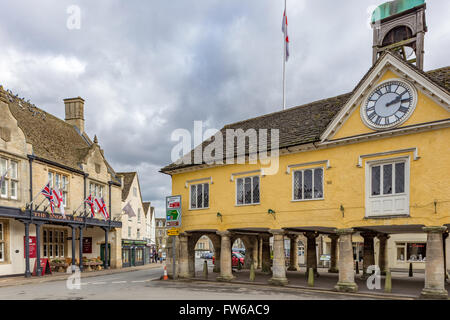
[167,228,180,236]
[166,195,182,228]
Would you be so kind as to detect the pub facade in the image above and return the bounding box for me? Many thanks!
[0,90,122,277]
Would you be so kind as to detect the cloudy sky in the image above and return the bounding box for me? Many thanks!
[0,0,448,217]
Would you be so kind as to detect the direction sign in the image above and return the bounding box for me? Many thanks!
[166,195,182,228]
[167,228,180,236]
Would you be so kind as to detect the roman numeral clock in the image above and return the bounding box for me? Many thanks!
[361,80,417,130]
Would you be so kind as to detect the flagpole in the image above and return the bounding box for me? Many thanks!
[283,0,287,111]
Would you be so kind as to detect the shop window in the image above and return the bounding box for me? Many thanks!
[43,228,66,259]
[122,249,130,264]
[407,243,426,262]
[293,168,324,201]
[136,249,143,262]
[236,176,260,206]
[0,158,19,200]
[366,158,409,217]
[190,183,210,209]
[396,243,406,261]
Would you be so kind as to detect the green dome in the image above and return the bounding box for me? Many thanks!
[372,0,425,23]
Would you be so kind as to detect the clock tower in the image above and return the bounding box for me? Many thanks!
[371,0,427,70]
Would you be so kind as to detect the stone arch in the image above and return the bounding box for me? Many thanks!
[185,232,221,277]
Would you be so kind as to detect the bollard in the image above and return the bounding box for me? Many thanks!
[355,261,359,275]
[203,260,208,279]
[385,270,392,293]
[249,262,255,281]
[409,262,413,277]
[308,267,314,287]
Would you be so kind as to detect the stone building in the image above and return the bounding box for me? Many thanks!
[155,217,167,255]
[0,92,122,277]
[143,202,156,258]
[161,1,450,299]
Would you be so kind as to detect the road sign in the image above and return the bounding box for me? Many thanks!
[167,228,180,236]
[166,195,182,228]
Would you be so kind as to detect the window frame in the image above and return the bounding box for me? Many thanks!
[235,175,261,206]
[42,227,66,259]
[0,221,4,262]
[0,157,19,200]
[189,182,210,210]
[48,170,70,208]
[291,167,325,202]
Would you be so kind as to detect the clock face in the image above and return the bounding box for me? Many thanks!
[362,80,416,130]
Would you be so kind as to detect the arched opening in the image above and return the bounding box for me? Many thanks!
[231,238,246,269]
[381,26,417,64]
[382,26,414,47]
[193,235,216,277]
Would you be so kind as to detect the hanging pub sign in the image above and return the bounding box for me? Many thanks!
[24,236,37,258]
[166,195,182,228]
[82,237,92,254]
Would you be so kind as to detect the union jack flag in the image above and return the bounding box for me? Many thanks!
[41,182,55,214]
[95,197,109,220]
[84,194,95,218]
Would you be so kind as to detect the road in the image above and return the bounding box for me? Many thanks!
[0,265,379,300]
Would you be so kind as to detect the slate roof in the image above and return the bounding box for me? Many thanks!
[117,172,136,201]
[0,88,121,183]
[142,202,151,217]
[161,60,450,173]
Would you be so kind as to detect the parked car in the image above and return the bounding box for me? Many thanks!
[212,252,245,268]
[232,248,246,256]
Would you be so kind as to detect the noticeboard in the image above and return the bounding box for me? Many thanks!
[166,195,182,228]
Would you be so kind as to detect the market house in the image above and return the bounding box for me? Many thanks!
[0,92,123,277]
[161,0,450,299]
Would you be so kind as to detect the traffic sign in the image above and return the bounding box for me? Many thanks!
[167,228,180,236]
[166,195,182,228]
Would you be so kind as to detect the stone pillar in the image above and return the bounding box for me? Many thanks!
[287,234,299,271]
[71,226,77,272]
[258,236,262,269]
[252,237,258,270]
[78,227,83,272]
[178,233,190,278]
[361,232,376,280]
[304,232,319,276]
[216,231,234,281]
[335,229,358,293]
[103,227,109,269]
[242,237,253,269]
[420,226,448,299]
[261,235,271,274]
[328,234,339,273]
[268,229,288,286]
[187,236,198,278]
[22,221,31,278]
[377,234,390,276]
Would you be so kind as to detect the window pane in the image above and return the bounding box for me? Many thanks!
[0,179,6,197]
[55,243,58,256]
[190,185,196,208]
[197,184,203,208]
[0,158,6,175]
[237,179,244,205]
[203,184,209,208]
[48,172,53,188]
[10,161,17,179]
[244,177,252,204]
[10,181,17,199]
[303,170,313,199]
[0,243,4,261]
[60,231,64,243]
[371,166,381,196]
[383,164,393,195]
[314,169,323,199]
[397,246,405,261]
[55,174,60,189]
[0,223,3,240]
[395,162,405,194]
[60,245,64,257]
[252,176,260,203]
[43,230,47,243]
[294,171,302,200]
[43,244,47,257]
[62,176,68,191]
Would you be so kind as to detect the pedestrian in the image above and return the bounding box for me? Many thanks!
[155,252,159,263]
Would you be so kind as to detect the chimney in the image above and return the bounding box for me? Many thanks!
[64,97,85,133]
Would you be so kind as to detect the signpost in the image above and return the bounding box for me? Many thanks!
[166,195,182,279]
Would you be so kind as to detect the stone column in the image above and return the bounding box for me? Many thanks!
[242,236,253,269]
[178,233,190,278]
[216,231,234,281]
[103,227,109,269]
[377,234,390,276]
[335,229,358,293]
[258,236,262,270]
[287,234,299,271]
[187,236,198,278]
[70,225,77,272]
[261,235,271,274]
[304,232,319,276]
[361,232,376,280]
[328,234,339,273]
[78,227,83,272]
[252,237,258,270]
[268,230,288,286]
[420,226,448,299]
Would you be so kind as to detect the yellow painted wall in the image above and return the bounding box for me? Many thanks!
[332,69,450,140]
[171,71,450,233]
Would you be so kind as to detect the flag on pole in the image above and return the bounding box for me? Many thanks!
[52,188,65,217]
[282,8,290,61]
[122,201,136,218]
[95,197,109,220]
[85,194,96,218]
[41,182,55,214]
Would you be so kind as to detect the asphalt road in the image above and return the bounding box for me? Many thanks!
[0,265,380,300]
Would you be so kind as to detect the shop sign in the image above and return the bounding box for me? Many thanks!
[83,237,92,254]
[166,195,182,227]
[24,236,37,258]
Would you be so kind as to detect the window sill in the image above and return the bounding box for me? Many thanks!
[188,207,210,211]
[291,198,324,202]
[235,203,261,207]
[364,214,410,219]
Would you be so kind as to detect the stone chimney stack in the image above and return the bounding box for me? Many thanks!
[64,97,85,133]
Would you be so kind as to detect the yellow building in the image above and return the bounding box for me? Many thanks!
[161,1,450,298]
